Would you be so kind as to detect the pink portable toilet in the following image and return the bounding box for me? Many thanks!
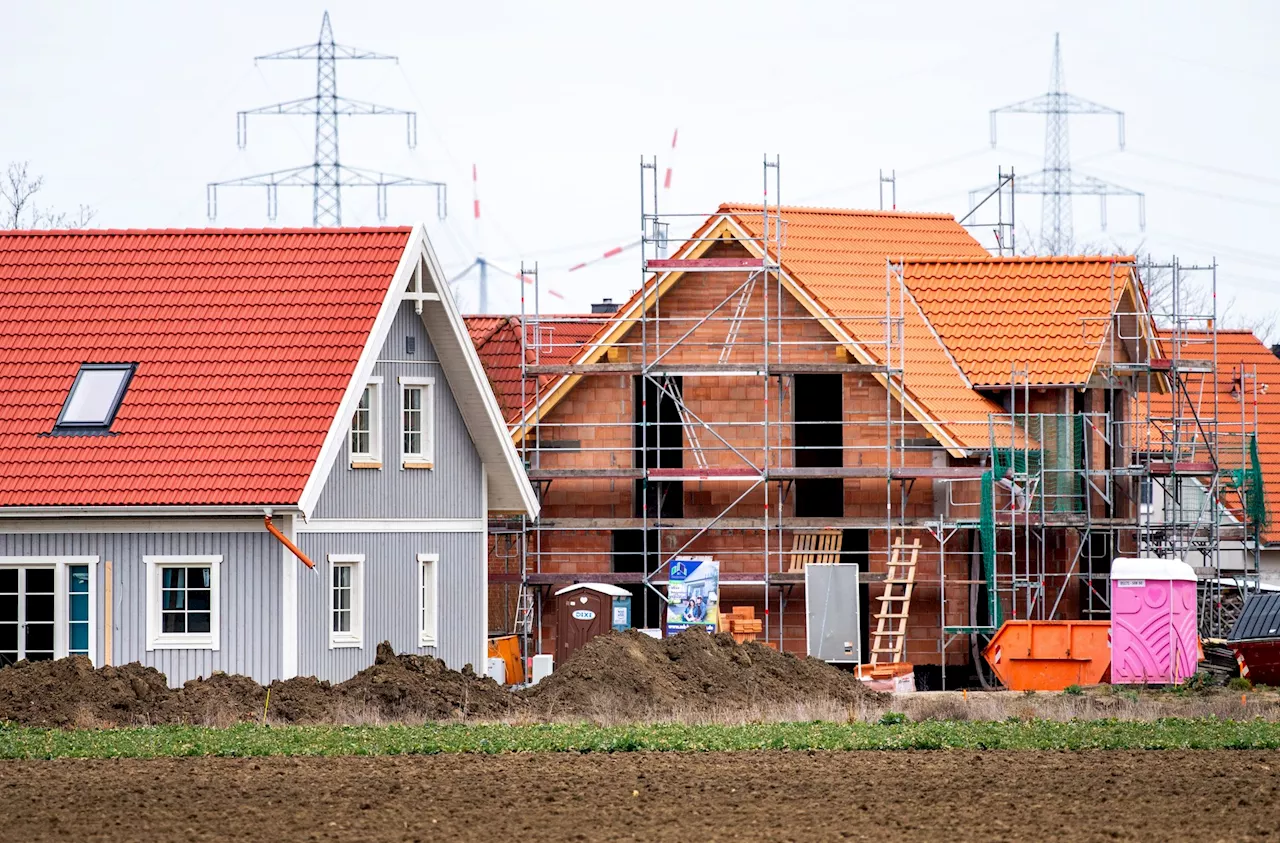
[1110,558,1199,684]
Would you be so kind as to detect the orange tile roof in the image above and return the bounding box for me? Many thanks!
[721,205,1003,450]
[482,204,1144,456]
[905,256,1139,387]
[1145,330,1280,544]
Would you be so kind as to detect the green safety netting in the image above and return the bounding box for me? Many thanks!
[979,469,1002,627]
[1226,435,1268,531]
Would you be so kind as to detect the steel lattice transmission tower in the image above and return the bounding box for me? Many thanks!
[988,33,1144,253]
[207,12,446,226]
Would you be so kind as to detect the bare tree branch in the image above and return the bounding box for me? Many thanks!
[0,161,95,230]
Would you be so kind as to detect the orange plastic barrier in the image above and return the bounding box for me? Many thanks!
[983,620,1111,691]
[487,635,524,685]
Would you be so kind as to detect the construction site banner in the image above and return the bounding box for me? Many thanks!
[666,558,720,635]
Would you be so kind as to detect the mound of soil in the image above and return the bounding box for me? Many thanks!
[159,673,267,727]
[264,676,339,724]
[0,642,519,727]
[522,629,879,718]
[0,656,172,727]
[336,642,523,721]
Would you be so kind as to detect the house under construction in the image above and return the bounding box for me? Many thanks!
[468,162,1267,687]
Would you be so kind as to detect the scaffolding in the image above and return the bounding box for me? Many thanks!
[937,257,1264,683]
[502,160,1262,685]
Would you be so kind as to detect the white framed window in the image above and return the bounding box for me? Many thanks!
[327,553,364,649]
[0,556,98,666]
[399,376,435,468]
[418,553,438,647]
[145,555,220,651]
[349,377,384,467]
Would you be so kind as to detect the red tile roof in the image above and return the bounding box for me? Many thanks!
[465,315,599,423]
[905,256,1140,387]
[0,227,411,508]
[1145,330,1280,544]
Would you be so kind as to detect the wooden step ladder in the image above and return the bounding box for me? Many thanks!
[870,539,919,666]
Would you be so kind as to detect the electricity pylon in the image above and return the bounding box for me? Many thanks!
[207,11,446,226]
[987,33,1144,253]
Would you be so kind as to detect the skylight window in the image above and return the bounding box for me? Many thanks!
[56,363,136,431]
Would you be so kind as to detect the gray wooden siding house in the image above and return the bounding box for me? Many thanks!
[0,224,537,685]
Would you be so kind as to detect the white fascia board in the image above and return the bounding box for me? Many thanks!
[0,517,267,534]
[414,225,540,518]
[296,518,487,533]
[297,224,428,519]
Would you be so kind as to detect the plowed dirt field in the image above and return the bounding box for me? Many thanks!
[1,751,1276,841]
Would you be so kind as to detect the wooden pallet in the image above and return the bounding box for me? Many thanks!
[788,529,843,572]
[869,539,919,667]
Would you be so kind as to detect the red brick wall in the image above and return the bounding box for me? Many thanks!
[486,247,1114,666]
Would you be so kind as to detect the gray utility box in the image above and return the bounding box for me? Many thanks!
[805,563,861,663]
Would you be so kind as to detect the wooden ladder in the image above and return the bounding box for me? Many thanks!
[788,529,843,572]
[870,539,920,666]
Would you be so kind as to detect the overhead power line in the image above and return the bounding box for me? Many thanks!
[206,12,447,226]
[985,33,1145,253]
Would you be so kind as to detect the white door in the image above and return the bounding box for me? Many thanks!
[0,567,57,666]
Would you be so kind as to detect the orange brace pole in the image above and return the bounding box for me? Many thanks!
[264,515,315,569]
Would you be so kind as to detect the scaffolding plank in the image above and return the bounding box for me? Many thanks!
[492,570,887,585]
[499,515,1143,531]
[526,468,644,480]
[1149,358,1215,373]
[523,362,892,376]
[648,467,762,480]
[646,258,766,271]
[770,466,990,480]
[1148,461,1219,476]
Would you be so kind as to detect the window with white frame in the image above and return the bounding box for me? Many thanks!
[399,376,435,468]
[418,553,438,646]
[349,377,383,466]
[0,557,98,666]
[145,556,220,650]
[328,554,364,649]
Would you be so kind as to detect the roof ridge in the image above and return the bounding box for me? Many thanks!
[901,283,974,392]
[905,255,1137,264]
[718,202,957,220]
[0,226,415,236]
[469,317,512,352]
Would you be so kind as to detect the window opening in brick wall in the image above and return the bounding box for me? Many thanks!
[793,374,844,518]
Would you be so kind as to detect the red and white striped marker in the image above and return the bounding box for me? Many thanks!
[664,128,677,189]
[568,242,637,273]
[471,161,565,301]
[566,128,678,274]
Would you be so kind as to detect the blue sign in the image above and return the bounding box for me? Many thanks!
[666,558,720,635]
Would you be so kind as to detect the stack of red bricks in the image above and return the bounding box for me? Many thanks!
[722,605,763,643]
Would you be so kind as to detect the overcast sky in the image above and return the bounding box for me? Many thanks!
[3,1,1277,318]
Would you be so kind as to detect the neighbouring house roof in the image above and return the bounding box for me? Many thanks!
[0,225,537,517]
[465,315,598,423]
[905,256,1149,387]
[1145,330,1280,544]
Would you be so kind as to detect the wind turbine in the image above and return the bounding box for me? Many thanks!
[447,163,564,312]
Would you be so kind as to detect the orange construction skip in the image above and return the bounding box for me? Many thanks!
[983,620,1111,691]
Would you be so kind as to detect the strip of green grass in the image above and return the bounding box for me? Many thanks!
[2,719,1280,759]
